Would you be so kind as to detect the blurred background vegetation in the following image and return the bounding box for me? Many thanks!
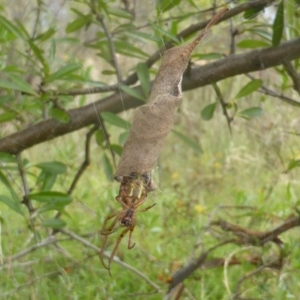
[0,0,300,299]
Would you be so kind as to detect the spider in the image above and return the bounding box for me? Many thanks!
[99,172,156,271]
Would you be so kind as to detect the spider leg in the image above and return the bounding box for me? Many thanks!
[136,203,156,213]
[100,212,119,235]
[99,214,120,270]
[128,224,136,249]
[108,226,131,268]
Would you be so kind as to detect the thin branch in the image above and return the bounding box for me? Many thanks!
[3,236,57,263]
[212,82,232,134]
[1,37,300,154]
[211,214,300,246]
[231,259,280,300]
[68,124,99,194]
[16,153,35,216]
[59,228,162,293]
[167,240,234,293]
[89,2,122,84]
[96,16,123,84]
[245,73,300,107]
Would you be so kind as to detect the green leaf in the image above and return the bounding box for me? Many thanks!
[137,63,150,97]
[35,28,57,42]
[107,7,133,19]
[35,161,67,174]
[201,102,217,121]
[102,153,114,182]
[0,195,23,215]
[50,108,71,124]
[238,107,263,119]
[0,74,38,96]
[119,131,129,146]
[0,15,25,40]
[237,40,270,48]
[0,169,19,201]
[150,22,179,43]
[66,15,90,33]
[129,31,161,43]
[0,152,17,163]
[28,191,72,203]
[272,1,284,46]
[95,129,106,147]
[0,112,18,123]
[38,172,57,191]
[243,7,265,19]
[101,112,131,130]
[156,0,182,12]
[193,53,223,60]
[28,41,50,77]
[114,40,149,59]
[47,63,81,83]
[41,218,67,229]
[235,79,262,99]
[120,85,145,101]
[110,144,123,156]
[172,130,203,154]
[286,159,300,172]
[102,70,116,76]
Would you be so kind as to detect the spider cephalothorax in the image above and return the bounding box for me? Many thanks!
[99,173,156,270]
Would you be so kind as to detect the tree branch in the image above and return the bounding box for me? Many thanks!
[1,37,300,154]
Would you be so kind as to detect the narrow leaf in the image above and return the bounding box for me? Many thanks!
[107,7,133,19]
[286,159,300,172]
[114,41,149,59]
[238,107,263,119]
[235,79,262,99]
[0,112,18,123]
[35,161,67,174]
[272,1,284,46]
[120,85,145,101]
[0,152,17,163]
[47,63,81,83]
[0,15,25,39]
[237,40,270,48]
[50,108,71,124]
[0,74,38,96]
[41,218,66,229]
[101,112,131,129]
[172,130,203,154]
[201,102,217,121]
[243,7,265,19]
[157,0,182,12]
[66,16,89,33]
[102,154,114,182]
[0,195,23,215]
[137,63,150,97]
[110,144,123,156]
[28,191,72,203]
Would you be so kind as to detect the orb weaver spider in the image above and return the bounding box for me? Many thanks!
[99,172,156,271]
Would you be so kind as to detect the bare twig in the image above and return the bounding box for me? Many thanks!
[231,258,280,299]
[68,124,99,194]
[211,214,300,246]
[89,1,122,84]
[59,228,162,292]
[167,240,234,294]
[212,82,232,134]
[16,153,35,217]
[245,73,300,108]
